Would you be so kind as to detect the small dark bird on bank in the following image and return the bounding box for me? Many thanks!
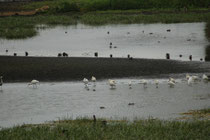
[189,55,192,61]
[25,51,28,56]
[58,53,62,57]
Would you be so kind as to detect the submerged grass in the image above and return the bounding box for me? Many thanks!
[179,108,210,120]
[0,118,210,140]
[0,15,77,39]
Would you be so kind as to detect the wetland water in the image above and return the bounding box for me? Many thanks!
[0,78,210,128]
[0,22,209,61]
[0,22,210,128]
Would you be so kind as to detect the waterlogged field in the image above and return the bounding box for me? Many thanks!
[0,23,208,61]
[0,77,210,128]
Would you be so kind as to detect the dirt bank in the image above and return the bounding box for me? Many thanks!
[0,56,210,82]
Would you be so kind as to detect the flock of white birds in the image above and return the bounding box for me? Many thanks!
[0,74,208,91]
[82,74,209,90]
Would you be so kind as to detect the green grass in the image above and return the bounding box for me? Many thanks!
[21,0,210,12]
[0,15,77,39]
[0,0,210,39]
[0,118,210,140]
[1,10,210,39]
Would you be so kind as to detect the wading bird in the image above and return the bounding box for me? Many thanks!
[128,81,132,89]
[28,79,39,88]
[202,74,209,82]
[168,79,175,88]
[169,77,175,83]
[91,76,96,82]
[0,76,3,90]
[187,76,194,86]
[108,79,116,89]
[83,78,89,87]
[140,79,147,88]
[154,80,159,88]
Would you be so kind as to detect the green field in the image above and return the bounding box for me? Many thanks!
[0,118,210,140]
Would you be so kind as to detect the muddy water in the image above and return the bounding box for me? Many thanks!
[0,77,210,128]
[0,23,209,61]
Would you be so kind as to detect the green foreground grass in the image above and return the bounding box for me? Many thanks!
[0,118,210,140]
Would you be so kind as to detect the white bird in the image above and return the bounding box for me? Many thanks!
[83,78,89,89]
[0,76,3,90]
[91,76,96,82]
[192,75,199,81]
[186,74,190,80]
[169,77,175,83]
[140,79,147,88]
[154,80,159,88]
[28,79,39,88]
[128,81,132,89]
[187,76,194,86]
[168,80,175,88]
[108,79,116,89]
[202,74,209,82]
[83,78,88,85]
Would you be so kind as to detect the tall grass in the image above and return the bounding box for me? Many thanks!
[0,118,210,140]
[55,0,210,12]
[22,0,210,13]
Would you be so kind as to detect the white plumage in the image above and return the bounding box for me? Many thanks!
[128,81,132,89]
[140,79,147,88]
[91,76,96,82]
[186,74,190,80]
[169,77,175,83]
[187,76,194,86]
[28,79,39,88]
[202,74,208,81]
[154,80,159,88]
[108,79,116,89]
[83,78,88,85]
[168,79,175,88]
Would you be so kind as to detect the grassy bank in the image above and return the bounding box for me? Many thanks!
[15,0,210,12]
[0,10,210,39]
[0,118,210,140]
[0,56,210,82]
[0,0,210,39]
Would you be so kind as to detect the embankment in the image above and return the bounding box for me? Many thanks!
[0,56,210,82]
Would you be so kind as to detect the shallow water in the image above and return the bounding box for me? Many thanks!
[0,23,209,61]
[0,77,210,128]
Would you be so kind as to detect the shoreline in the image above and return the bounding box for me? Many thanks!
[1,55,209,82]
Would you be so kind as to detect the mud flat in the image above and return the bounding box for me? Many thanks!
[0,56,210,82]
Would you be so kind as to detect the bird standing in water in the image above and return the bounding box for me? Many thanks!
[0,76,3,90]
[28,79,39,88]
